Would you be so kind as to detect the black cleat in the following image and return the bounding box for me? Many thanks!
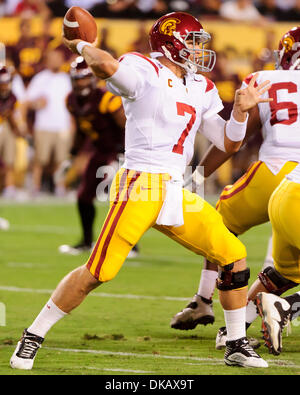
[10,329,44,370]
[170,294,215,330]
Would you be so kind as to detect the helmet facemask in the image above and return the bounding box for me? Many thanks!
[274,30,300,71]
[162,30,216,73]
[72,75,96,97]
[274,48,283,70]
[274,48,300,71]
[70,57,96,97]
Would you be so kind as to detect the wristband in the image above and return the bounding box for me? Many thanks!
[226,112,249,142]
[76,41,92,55]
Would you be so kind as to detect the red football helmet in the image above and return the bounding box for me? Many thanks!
[70,56,96,97]
[149,12,216,73]
[0,66,12,99]
[275,27,300,70]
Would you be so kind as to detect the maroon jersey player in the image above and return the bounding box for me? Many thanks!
[0,66,24,197]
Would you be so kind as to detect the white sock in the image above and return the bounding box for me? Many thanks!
[246,300,258,325]
[28,298,67,338]
[197,269,218,301]
[224,307,246,341]
[262,236,274,270]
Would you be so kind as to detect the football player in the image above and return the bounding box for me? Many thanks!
[10,12,272,369]
[0,66,25,196]
[255,160,300,356]
[58,57,130,255]
[171,26,300,347]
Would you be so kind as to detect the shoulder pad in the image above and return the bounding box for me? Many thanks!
[118,52,159,76]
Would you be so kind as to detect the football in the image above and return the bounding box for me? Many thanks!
[63,6,97,43]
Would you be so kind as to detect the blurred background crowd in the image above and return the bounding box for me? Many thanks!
[0,0,298,200]
[1,0,300,21]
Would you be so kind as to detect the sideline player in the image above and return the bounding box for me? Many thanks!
[58,57,126,255]
[171,27,300,344]
[0,66,24,196]
[10,12,272,369]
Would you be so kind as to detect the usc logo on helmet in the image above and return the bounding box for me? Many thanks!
[282,35,295,53]
[159,18,180,36]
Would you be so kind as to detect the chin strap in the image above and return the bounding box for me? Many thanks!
[161,45,197,74]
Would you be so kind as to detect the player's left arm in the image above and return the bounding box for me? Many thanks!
[199,105,262,177]
[224,73,271,153]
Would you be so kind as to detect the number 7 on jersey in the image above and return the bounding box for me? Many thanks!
[172,102,196,155]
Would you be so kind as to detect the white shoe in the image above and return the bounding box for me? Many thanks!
[224,337,268,368]
[10,329,44,370]
[216,326,260,350]
[256,292,291,356]
[170,294,214,330]
[216,327,227,350]
[127,245,140,259]
[58,243,92,256]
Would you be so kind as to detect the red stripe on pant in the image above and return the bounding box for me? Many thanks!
[92,171,141,280]
[86,169,129,272]
[216,161,263,209]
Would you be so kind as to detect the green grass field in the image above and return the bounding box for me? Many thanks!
[0,200,300,376]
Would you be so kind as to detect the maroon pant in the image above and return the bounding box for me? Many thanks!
[77,149,117,204]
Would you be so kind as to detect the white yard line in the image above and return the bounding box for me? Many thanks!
[82,366,154,374]
[0,285,54,294]
[6,225,201,263]
[10,225,78,235]
[45,346,223,362]
[0,285,191,302]
[2,342,298,370]
[6,262,47,268]
[43,346,300,369]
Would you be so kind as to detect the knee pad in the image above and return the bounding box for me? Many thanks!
[217,263,250,291]
[258,266,297,296]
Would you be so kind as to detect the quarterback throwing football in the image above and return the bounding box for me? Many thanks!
[10,12,272,369]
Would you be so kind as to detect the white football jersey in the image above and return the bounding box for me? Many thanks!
[243,70,300,174]
[106,52,223,175]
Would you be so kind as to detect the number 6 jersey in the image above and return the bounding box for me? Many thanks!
[106,52,223,176]
[243,70,300,174]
